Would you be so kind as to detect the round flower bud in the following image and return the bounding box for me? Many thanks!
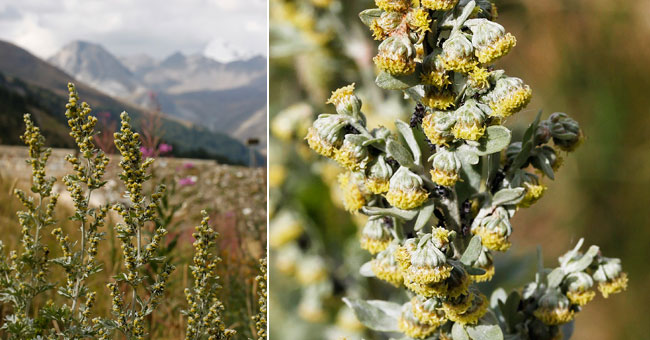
[385,166,430,210]
[452,99,490,141]
[271,103,312,141]
[402,233,453,285]
[592,257,628,298]
[370,11,403,40]
[360,216,394,254]
[365,155,394,194]
[548,112,584,152]
[326,84,362,117]
[421,50,451,88]
[305,114,348,157]
[422,110,456,146]
[269,210,303,249]
[335,306,365,332]
[533,289,575,325]
[407,8,432,34]
[298,292,326,323]
[334,134,371,171]
[444,289,488,325]
[275,244,301,275]
[471,206,512,251]
[371,243,404,287]
[337,171,370,212]
[422,0,459,11]
[467,66,491,94]
[535,119,553,145]
[483,76,532,117]
[430,148,462,187]
[508,170,547,208]
[470,247,495,282]
[563,272,596,306]
[373,35,417,76]
[465,18,517,64]
[375,0,410,12]
[411,295,447,327]
[296,256,328,285]
[423,86,456,110]
[398,302,438,339]
[439,31,478,73]
[443,262,471,298]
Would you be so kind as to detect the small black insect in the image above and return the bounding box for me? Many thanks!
[410,103,426,128]
[461,223,471,236]
[461,199,472,219]
[433,184,450,199]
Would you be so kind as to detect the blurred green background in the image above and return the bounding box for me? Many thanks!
[270,0,649,339]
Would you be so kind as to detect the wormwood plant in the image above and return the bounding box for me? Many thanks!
[0,84,252,339]
[305,1,627,339]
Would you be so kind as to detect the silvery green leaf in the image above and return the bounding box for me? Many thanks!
[345,134,369,144]
[387,139,415,167]
[452,72,468,95]
[453,322,470,340]
[532,152,555,180]
[362,138,386,147]
[359,8,383,27]
[457,144,480,165]
[362,206,419,220]
[376,69,421,90]
[457,157,482,202]
[464,266,486,275]
[563,245,599,273]
[510,141,532,171]
[461,235,483,265]
[360,262,375,277]
[455,0,477,30]
[502,291,524,331]
[562,321,575,340]
[490,288,508,309]
[414,202,435,231]
[492,188,525,206]
[342,298,401,332]
[396,120,422,165]
[466,324,504,340]
[522,111,543,145]
[404,85,425,102]
[477,126,512,156]
[547,268,566,288]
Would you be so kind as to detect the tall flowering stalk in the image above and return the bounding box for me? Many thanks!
[0,114,58,338]
[251,257,267,340]
[46,83,110,338]
[184,211,236,340]
[98,111,175,339]
[305,1,626,339]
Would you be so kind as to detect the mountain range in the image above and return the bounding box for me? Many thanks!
[0,40,263,165]
[47,41,267,153]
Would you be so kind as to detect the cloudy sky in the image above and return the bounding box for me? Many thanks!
[0,0,267,62]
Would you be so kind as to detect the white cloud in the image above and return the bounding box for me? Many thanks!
[0,0,267,60]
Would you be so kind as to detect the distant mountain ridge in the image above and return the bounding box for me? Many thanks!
[48,40,267,151]
[0,40,262,165]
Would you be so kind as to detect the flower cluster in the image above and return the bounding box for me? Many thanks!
[100,111,176,339]
[0,114,58,338]
[305,1,625,339]
[252,257,268,340]
[184,211,236,340]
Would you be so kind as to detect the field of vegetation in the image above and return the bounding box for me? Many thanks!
[0,88,267,339]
